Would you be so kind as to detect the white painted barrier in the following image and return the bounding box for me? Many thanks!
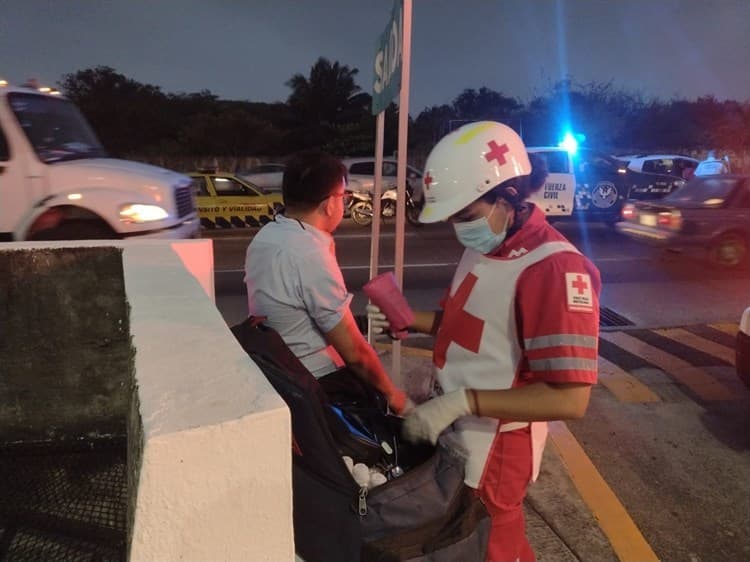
[1,239,294,562]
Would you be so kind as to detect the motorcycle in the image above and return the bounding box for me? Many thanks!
[347,187,423,227]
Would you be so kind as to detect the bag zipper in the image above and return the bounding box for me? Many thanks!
[358,486,369,516]
[355,443,444,518]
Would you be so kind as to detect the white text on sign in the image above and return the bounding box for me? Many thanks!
[373,11,402,95]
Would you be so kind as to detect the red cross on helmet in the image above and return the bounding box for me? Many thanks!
[418,121,531,223]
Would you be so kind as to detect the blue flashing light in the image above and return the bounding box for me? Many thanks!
[558,132,578,155]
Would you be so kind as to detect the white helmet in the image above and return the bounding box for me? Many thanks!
[418,121,531,223]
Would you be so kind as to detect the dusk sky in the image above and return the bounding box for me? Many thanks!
[2,0,749,113]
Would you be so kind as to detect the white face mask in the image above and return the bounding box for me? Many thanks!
[452,205,510,254]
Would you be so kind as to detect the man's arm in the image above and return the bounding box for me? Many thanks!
[411,310,442,336]
[324,308,408,413]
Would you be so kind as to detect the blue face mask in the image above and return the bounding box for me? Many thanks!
[453,206,509,254]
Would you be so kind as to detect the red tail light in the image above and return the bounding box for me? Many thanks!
[657,210,682,230]
[621,203,637,221]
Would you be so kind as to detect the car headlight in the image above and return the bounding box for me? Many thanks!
[119,203,169,223]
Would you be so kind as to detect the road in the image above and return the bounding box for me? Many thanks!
[210,218,749,329]
[205,218,750,561]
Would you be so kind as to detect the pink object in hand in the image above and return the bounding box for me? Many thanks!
[363,271,415,340]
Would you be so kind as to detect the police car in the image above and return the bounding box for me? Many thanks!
[188,170,284,229]
[525,147,576,218]
[617,154,699,179]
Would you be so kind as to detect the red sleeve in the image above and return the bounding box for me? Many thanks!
[515,252,601,385]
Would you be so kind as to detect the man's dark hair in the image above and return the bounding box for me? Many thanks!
[526,152,549,195]
[282,150,347,211]
[480,152,549,207]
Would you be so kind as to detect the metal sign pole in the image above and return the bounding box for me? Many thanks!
[367,112,385,344]
[392,0,412,383]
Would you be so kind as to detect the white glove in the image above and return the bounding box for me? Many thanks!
[402,389,471,445]
[366,304,390,334]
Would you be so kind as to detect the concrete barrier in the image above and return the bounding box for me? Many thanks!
[0,239,294,562]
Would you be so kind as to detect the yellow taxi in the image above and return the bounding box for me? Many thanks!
[188,170,284,229]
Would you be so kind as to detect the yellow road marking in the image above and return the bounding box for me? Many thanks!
[601,331,737,401]
[656,327,735,365]
[597,356,661,403]
[548,421,659,562]
[709,323,739,337]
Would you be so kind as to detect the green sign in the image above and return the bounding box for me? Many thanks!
[372,0,403,115]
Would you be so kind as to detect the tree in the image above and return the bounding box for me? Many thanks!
[409,89,521,159]
[284,57,368,149]
[410,104,458,149]
[177,108,283,156]
[60,66,178,155]
[519,79,644,149]
[452,87,522,124]
[286,57,362,125]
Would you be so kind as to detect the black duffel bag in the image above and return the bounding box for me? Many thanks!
[231,317,490,562]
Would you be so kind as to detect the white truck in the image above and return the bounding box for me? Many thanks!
[0,81,199,241]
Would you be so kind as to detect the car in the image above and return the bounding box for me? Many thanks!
[738,307,750,389]
[616,153,699,198]
[188,170,284,229]
[570,149,631,223]
[615,174,750,268]
[239,163,285,192]
[616,154,699,180]
[342,158,425,204]
[694,153,731,177]
[572,149,692,223]
[525,147,576,217]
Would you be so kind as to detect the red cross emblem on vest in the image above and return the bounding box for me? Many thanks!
[565,272,593,312]
[424,172,433,190]
[572,274,588,294]
[484,140,510,166]
[434,273,484,368]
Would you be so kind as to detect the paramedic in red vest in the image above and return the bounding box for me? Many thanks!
[368,121,600,562]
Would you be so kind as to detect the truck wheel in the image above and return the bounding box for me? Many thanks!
[350,201,373,227]
[31,220,117,241]
[707,233,748,268]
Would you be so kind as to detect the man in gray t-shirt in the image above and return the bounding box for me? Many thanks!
[244,150,408,414]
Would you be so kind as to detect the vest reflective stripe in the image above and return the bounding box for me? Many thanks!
[528,357,599,372]
[524,334,598,350]
[436,240,580,487]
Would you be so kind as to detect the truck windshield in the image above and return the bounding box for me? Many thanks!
[8,92,107,163]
